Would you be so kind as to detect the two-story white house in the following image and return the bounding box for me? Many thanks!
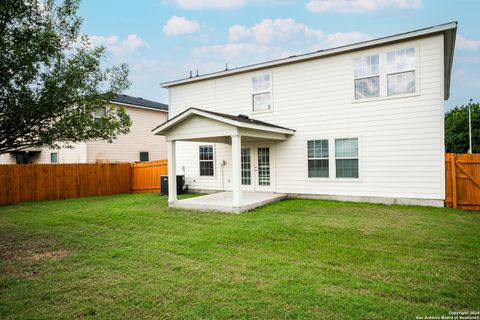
[154,22,457,212]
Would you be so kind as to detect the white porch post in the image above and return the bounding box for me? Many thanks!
[231,134,242,207]
[167,139,177,205]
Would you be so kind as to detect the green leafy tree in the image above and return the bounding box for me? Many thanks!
[445,102,480,153]
[0,0,131,154]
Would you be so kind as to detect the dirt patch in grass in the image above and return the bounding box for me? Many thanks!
[28,250,69,261]
[0,232,71,278]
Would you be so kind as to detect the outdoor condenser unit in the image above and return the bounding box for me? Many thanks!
[160,175,186,195]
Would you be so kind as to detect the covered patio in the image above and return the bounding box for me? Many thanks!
[153,107,295,213]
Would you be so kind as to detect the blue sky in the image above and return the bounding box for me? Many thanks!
[78,0,480,110]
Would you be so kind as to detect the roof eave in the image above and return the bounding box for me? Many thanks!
[109,101,169,112]
[161,22,458,89]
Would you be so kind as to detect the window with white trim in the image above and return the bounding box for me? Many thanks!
[94,106,107,123]
[50,152,58,164]
[139,151,149,162]
[252,74,271,111]
[199,145,214,176]
[335,138,359,178]
[354,55,379,99]
[387,48,416,96]
[307,140,329,178]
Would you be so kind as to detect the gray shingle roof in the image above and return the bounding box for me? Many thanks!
[111,94,168,111]
[152,107,295,133]
[192,108,294,131]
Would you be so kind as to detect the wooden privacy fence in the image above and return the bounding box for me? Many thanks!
[131,160,168,193]
[445,153,480,211]
[0,160,168,206]
[0,163,132,206]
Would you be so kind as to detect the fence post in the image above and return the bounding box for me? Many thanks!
[450,153,457,209]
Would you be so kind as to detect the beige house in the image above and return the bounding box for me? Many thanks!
[0,95,168,164]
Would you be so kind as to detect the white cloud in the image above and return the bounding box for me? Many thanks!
[168,0,245,10]
[319,31,371,48]
[190,18,372,75]
[229,18,323,43]
[192,43,294,71]
[87,34,149,58]
[306,0,422,13]
[456,35,480,51]
[163,16,200,36]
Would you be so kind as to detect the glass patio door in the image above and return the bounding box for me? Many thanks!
[240,145,274,192]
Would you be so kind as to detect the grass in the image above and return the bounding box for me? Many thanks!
[0,194,479,319]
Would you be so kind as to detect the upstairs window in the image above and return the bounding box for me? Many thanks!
[335,138,359,178]
[252,74,271,112]
[387,48,416,96]
[354,55,379,99]
[199,145,214,176]
[94,107,107,123]
[307,140,329,178]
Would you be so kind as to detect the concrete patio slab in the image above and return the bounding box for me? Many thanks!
[171,191,286,213]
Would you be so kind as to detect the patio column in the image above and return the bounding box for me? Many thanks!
[167,139,177,205]
[231,134,242,207]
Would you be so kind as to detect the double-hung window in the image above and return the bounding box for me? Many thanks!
[354,55,379,99]
[307,140,329,178]
[387,48,416,96]
[199,145,214,176]
[252,74,271,112]
[94,106,107,123]
[335,138,359,178]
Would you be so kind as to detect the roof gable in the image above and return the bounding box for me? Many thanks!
[152,107,295,136]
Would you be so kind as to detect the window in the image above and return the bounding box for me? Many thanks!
[335,138,359,178]
[199,145,214,176]
[94,107,107,122]
[139,151,149,162]
[50,152,58,164]
[252,74,271,111]
[354,55,379,99]
[15,153,28,164]
[307,140,329,178]
[387,48,416,96]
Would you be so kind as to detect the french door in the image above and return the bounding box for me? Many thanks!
[240,144,274,192]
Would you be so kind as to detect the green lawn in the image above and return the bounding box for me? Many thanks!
[1,194,479,319]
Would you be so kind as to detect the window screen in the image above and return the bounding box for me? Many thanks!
[252,74,271,111]
[386,48,416,96]
[354,55,380,99]
[307,140,329,178]
[199,145,214,176]
[335,138,359,178]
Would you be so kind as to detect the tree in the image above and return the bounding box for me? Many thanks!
[0,0,131,154]
[445,102,480,153]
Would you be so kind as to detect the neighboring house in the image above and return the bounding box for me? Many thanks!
[0,95,168,164]
[154,22,457,208]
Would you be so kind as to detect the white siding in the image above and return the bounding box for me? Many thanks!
[0,154,16,164]
[168,35,445,201]
[87,105,168,163]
